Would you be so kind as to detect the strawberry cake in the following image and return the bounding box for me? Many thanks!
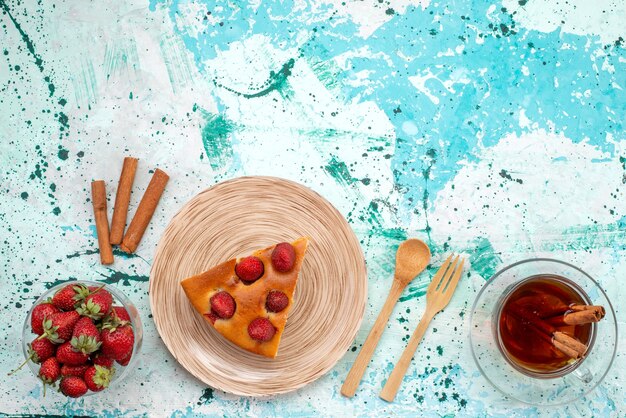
[180,237,309,358]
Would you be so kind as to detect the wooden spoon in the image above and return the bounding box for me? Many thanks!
[341,238,431,397]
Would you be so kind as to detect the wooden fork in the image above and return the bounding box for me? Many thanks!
[379,254,465,402]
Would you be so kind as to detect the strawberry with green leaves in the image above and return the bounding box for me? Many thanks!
[51,284,90,311]
[56,341,89,366]
[84,365,115,392]
[77,286,113,320]
[70,317,101,354]
[39,311,80,343]
[8,338,56,375]
[30,302,60,335]
[38,357,60,397]
[101,323,134,361]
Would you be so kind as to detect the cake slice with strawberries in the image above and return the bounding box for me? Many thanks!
[180,237,309,358]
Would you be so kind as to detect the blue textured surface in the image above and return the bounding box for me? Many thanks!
[1,0,625,416]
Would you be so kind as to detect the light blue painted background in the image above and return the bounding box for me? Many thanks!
[1,0,625,416]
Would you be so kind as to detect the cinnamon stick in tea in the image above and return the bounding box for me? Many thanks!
[120,168,169,254]
[91,180,114,265]
[110,157,138,245]
[546,305,605,327]
[570,304,605,316]
[507,303,587,359]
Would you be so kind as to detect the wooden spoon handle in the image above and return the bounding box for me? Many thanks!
[341,280,404,397]
[379,309,435,402]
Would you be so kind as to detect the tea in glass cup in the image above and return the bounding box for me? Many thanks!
[496,275,607,378]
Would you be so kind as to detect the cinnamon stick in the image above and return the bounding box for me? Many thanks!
[570,304,605,317]
[91,180,114,265]
[120,168,169,254]
[110,157,138,245]
[546,305,605,326]
[507,303,587,359]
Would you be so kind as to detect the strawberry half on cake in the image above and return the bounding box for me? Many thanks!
[180,237,309,358]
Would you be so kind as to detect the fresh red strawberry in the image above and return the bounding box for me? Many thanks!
[70,317,101,354]
[210,291,236,319]
[116,348,133,366]
[31,302,60,335]
[84,365,115,392]
[235,256,264,283]
[60,376,88,398]
[38,357,60,397]
[92,353,114,368]
[247,317,276,341]
[77,287,113,320]
[28,338,57,364]
[265,290,289,313]
[271,242,295,272]
[60,364,90,378]
[39,311,80,343]
[56,341,89,366]
[101,325,134,361]
[110,306,130,322]
[8,338,56,375]
[51,284,90,311]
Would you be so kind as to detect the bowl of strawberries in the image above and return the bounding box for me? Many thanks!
[12,280,142,398]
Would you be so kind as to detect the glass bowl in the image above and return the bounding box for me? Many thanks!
[469,259,617,406]
[21,280,143,396]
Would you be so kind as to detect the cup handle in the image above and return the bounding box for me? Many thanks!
[573,367,593,384]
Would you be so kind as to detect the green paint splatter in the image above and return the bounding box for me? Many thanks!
[399,288,426,302]
[309,58,340,91]
[469,237,502,279]
[45,277,79,289]
[20,192,28,200]
[98,270,149,286]
[30,164,43,180]
[57,112,69,129]
[215,58,295,99]
[499,169,523,184]
[324,156,358,187]
[58,148,69,160]
[129,92,133,100]
[436,345,443,356]
[197,388,214,405]
[66,248,140,259]
[52,207,61,215]
[200,110,234,170]
[0,1,45,73]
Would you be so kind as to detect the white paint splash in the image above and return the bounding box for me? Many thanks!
[502,0,626,45]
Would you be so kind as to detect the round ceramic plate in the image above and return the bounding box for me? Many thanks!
[149,176,367,396]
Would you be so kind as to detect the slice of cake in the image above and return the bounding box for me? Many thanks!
[180,237,309,358]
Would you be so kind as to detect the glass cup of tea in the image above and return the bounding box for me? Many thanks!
[469,259,617,406]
